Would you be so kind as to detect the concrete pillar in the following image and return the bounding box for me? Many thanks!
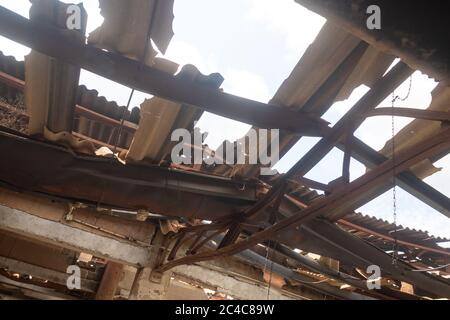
[128,230,172,300]
[128,267,172,300]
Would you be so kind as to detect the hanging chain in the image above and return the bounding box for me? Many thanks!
[262,241,274,299]
[266,241,274,300]
[390,75,412,265]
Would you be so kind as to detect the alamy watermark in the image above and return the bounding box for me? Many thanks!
[171,128,279,176]
[366,264,381,290]
[366,5,381,30]
[66,265,81,290]
[66,4,82,30]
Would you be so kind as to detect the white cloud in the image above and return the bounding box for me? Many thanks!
[165,40,219,75]
[246,0,326,58]
[165,39,271,149]
[222,69,271,103]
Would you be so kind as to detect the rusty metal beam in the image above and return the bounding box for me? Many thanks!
[0,6,326,135]
[0,70,24,91]
[0,128,257,220]
[95,262,123,300]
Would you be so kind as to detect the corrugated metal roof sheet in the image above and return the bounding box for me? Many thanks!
[342,212,450,244]
[0,51,139,149]
[88,0,174,66]
[126,64,224,163]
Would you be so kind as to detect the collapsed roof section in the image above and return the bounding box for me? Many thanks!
[0,0,448,300]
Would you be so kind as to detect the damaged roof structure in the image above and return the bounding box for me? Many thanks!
[0,0,448,300]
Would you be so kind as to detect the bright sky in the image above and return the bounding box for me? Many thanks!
[0,0,448,241]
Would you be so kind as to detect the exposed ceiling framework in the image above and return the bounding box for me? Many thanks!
[0,0,448,300]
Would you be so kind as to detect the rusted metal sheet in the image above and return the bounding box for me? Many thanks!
[342,212,450,244]
[0,128,256,220]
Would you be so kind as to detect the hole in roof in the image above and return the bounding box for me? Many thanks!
[321,84,370,126]
[274,139,367,186]
[165,0,325,146]
[80,70,152,108]
[273,137,320,173]
[358,187,450,239]
[424,155,450,198]
[303,147,345,184]
[0,0,32,61]
[0,0,104,60]
[354,70,438,151]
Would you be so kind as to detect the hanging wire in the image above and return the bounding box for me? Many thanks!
[390,75,413,265]
[262,241,274,300]
[111,0,160,154]
[94,1,160,209]
[266,242,274,300]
